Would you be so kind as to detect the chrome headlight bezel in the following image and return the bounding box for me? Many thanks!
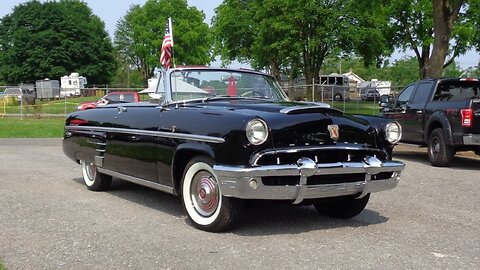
[385,121,402,144]
[246,119,269,145]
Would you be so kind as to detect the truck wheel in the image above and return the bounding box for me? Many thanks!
[334,93,342,101]
[313,194,370,219]
[428,128,454,167]
[80,160,112,191]
[181,156,243,232]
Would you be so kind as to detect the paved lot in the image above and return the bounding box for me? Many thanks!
[0,139,479,269]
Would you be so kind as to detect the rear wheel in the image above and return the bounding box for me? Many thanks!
[80,160,112,191]
[313,194,370,219]
[181,156,242,232]
[334,93,342,101]
[428,128,454,167]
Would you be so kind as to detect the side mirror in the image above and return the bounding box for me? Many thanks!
[379,102,390,108]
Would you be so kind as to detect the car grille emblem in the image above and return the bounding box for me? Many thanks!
[328,124,340,141]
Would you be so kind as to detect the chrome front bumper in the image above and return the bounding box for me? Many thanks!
[213,156,405,204]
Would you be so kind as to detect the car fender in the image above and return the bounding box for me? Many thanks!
[351,114,396,159]
[171,142,216,195]
[352,114,390,134]
[424,111,453,145]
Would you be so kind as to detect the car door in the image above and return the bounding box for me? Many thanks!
[109,104,174,185]
[401,82,433,143]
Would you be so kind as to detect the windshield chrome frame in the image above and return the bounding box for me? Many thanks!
[157,67,289,106]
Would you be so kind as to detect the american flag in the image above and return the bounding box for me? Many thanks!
[160,18,173,69]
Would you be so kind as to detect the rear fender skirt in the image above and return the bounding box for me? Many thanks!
[425,112,453,145]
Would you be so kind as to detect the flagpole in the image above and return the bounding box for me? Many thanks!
[169,17,176,69]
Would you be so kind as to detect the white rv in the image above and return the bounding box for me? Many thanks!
[60,73,87,97]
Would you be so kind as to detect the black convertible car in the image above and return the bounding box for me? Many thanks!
[63,67,404,232]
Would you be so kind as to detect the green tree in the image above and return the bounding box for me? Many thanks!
[110,49,144,88]
[0,0,115,84]
[114,0,211,85]
[442,62,463,77]
[213,0,360,95]
[382,0,478,79]
[386,57,420,88]
[348,2,394,68]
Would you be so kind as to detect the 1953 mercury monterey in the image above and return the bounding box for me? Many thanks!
[63,67,405,232]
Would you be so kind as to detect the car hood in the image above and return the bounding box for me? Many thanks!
[186,100,377,148]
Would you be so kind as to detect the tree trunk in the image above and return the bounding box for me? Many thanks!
[428,0,451,78]
[418,46,430,79]
[269,61,281,82]
[426,0,464,78]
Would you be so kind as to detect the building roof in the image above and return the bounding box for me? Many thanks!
[342,71,364,84]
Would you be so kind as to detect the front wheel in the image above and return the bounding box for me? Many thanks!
[334,93,342,101]
[181,156,242,232]
[313,194,370,219]
[428,128,454,167]
[80,160,112,191]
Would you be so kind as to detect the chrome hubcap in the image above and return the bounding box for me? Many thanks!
[191,171,219,217]
[85,162,96,180]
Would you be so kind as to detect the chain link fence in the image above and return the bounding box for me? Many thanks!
[281,83,404,114]
[0,86,147,119]
[1,83,406,118]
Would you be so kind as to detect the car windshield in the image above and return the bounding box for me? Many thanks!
[4,88,21,95]
[168,69,288,102]
[104,93,135,103]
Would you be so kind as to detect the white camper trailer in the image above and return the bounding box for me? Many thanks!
[60,73,87,97]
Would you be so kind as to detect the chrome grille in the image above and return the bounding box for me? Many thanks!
[251,146,387,166]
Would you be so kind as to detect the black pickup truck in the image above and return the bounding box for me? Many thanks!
[380,77,480,166]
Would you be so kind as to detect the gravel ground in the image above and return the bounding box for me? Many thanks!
[0,139,479,269]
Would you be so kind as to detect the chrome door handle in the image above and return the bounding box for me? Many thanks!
[118,107,127,113]
[416,110,423,114]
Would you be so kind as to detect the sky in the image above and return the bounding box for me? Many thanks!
[0,0,478,70]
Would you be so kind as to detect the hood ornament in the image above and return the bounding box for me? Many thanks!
[328,124,340,141]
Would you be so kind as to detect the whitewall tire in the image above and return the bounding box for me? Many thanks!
[80,160,112,191]
[181,156,242,232]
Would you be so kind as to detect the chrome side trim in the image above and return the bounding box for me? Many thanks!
[66,126,225,144]
[250,145,384,166]
[97,168,174,194]
[280,104,330,114]
[87,140,107,146]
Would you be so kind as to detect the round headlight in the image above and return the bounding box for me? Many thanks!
[246,119,269,145]
[385,121,402,144]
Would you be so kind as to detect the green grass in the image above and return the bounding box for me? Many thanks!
[0,117,64,138]
[0,96,99,115]
[0,100,381,138]
[0,257,6,270]
[0,94,151,115]
[331,100,382,115]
